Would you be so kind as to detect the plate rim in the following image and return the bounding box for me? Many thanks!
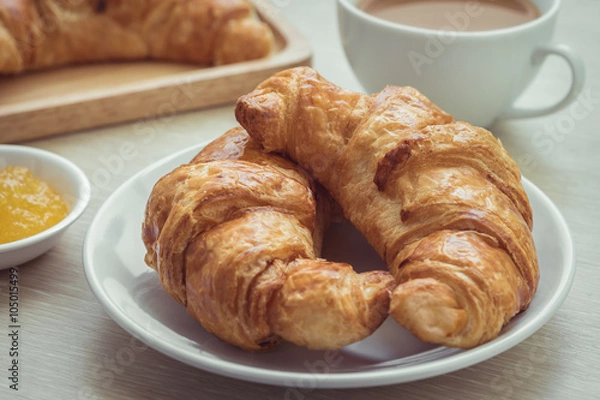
[83,142,576,389]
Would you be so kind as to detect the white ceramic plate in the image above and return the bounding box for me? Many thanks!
[83,142,575,389]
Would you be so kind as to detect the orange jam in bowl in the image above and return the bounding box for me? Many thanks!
[0,166,69,245]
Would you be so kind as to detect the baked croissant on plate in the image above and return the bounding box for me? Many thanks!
[142,127,395,351]
[0,0,274,74]
[236,66,540,348]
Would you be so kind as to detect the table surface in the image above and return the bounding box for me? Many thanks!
[2,1,599,399]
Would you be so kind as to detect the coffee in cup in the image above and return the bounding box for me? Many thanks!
[337,0,585,127]
[357,0,541,31]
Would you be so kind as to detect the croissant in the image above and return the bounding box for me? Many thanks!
[236,67,540,348]
[142,126,395,351]
[0,0,273,74]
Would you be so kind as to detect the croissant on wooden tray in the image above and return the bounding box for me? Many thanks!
[236,66,540,348]
[142,126,395,351]
[0,0,274,74]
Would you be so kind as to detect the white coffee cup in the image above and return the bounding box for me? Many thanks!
[337,0,585,127]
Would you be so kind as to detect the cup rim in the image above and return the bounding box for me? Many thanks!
[338,0,560,37]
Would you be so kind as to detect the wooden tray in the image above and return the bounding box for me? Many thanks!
[0,1,312,143]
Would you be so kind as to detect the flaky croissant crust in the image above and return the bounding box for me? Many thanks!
[0,0,274,74]
[236,66,540,348]
[142,127,395,351]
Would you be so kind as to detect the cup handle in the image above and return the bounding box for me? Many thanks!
[501,43,586,119]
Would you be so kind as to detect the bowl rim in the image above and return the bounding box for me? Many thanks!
[0,144,91,252]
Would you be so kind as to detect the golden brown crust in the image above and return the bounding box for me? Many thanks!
[190,126,335,256]
[391,230,528,347]
[236,66,540,348]
[142,127,395,351]
[142,158,316,306]
[0,0,274,74]
[270,259,394,349]
[185,209,313,350]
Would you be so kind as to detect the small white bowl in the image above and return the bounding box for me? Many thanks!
[0,145,91,269]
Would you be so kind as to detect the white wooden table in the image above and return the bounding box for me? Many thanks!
[1,1,599,399]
